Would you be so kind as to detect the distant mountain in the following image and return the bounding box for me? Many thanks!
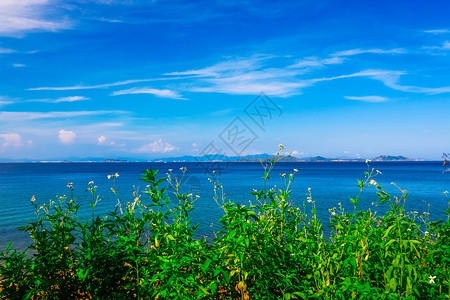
[373,155,416,161]
[150,153,272,162]
[102,158,131,162]
[303,156,330,162]
[236,155,302,162]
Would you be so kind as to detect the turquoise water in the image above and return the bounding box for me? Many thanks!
[0,161,449,251]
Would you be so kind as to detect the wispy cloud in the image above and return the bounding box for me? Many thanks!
[191,81,306,97]
[28,96,90,103]
[0,0,70,36]
[423,29,450,34]
[167,55,310,97]
[328,69,450,94]
[287,56,344,69]
[53,96,89,103]
[164,55,271,77]
[0,47,15,54]
[332,48,407,57]
[360,69,450,94]
[0,96,13,107]
[423,41,450,55]
[344,96,390,102]
[163,52,407,97]
[90,17,123,23]
[112,87,185,99]
[29,77,180,91]
[12,63,25,67]
[0,110,125,121]
[0,100,13,107]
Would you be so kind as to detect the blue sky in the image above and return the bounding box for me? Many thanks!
[0,0,449,160]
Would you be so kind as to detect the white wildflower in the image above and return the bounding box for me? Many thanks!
[429,275,436,283]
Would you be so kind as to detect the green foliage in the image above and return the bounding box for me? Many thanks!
[1,147,449,299]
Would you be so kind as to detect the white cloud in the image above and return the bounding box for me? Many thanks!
[91,17,123,23]
[344,96,390,102]
[0,133,22,149]
[28,96,90,103]
[357,69,450,94]
[168,55,310,97]
[53,96,89,103]
[12,63,25,67]
[0,101,12,107]
[29,77,180,91]
[332,48,407,57]
[291,150,299,155]
[191,81,306,97]
[164,55,271,77]
[0,0,70,36]
[0,110,125,121]
[135,139,176,153]
[0,96,13,107]
[58,130,76,145]
[98,135,107,145]
[98,135,115,146]
[287,56,344,69]
[314,69,450,95]
[0,47,15,54]
[423,41,450,54]
[164,54,406,97]
[112,87,185,99]
[423,29,450,34]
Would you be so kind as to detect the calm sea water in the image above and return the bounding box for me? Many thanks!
[1,161,449,251]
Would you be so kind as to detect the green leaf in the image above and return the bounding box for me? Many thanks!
[201,258,212,273]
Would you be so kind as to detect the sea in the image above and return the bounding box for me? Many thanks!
[1,161,449,251]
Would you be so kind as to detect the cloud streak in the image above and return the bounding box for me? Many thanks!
[29,77,183,91]
[423,29,450,34]
[0,47,15,54]
[164,50,408,97]
[332,48,407,57]
[28,96,90,103]
[112,87,185,99]
[344,96,390,102]
[0,110,125,121]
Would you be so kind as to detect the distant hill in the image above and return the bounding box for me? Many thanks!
[102,158,130,162]
[373,155,415,161]
[236,155,302,162]
[151,153,272,162]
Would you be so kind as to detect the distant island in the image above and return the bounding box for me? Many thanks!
[102,158,130,163]
[0,154,426,163]
[372,155,416,161]
[234,155,422,163]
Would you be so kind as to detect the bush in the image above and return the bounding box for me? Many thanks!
[1,146,450,299]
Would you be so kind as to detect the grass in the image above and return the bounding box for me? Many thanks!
[1,146,450,299]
